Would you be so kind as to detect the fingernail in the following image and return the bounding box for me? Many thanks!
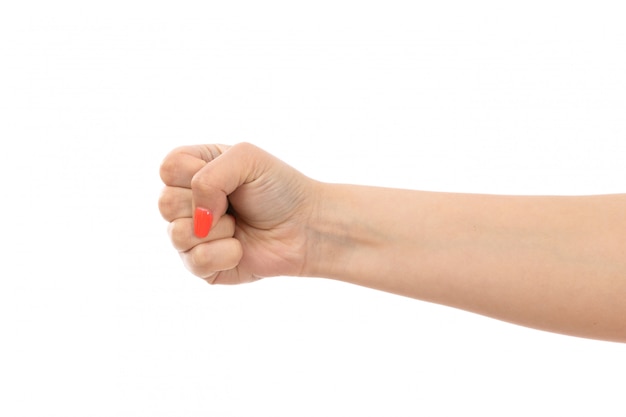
[194,207,213,238]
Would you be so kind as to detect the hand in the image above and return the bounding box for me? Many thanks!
[159,143,317,284]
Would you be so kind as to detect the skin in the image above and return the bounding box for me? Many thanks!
[159,142,626,343]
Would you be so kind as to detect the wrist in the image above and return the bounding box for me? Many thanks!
[300,182,357,279]
[300,182,395,283]
[299,183,438,298]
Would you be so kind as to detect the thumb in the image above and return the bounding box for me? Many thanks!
[190,142,265,238]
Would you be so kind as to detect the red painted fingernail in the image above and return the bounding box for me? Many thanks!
[194,207,213,238]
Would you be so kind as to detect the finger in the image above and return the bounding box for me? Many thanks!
[190,142,273,235]
[158,186,193,221]
[168,215,236,252]
[180,238,243,279]
[160,144,231,188]
[200,269,261,286]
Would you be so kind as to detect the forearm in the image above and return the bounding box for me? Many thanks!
[305,183,626,342]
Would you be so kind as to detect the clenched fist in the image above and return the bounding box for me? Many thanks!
[159,143,320,285]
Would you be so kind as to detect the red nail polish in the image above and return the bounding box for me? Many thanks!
[194,207,213,238]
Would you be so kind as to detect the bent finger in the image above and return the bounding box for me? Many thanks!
[158,186,193,221]
[168,215,236,252]
[160,144,231,188]
[179,238,243,280]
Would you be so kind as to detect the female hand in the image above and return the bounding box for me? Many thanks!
[159,143,318,285]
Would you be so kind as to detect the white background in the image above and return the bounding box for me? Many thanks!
[1,1,625,416]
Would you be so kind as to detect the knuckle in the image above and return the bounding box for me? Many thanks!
[158,188,178,219]
[181,251,200,276]
[190,174,213,195]
[233,141,256,152]
[159,155,183,185]
[232,142,260,160]
[188,246,208,272]
[204,272,220,285]
[167,221,188,251]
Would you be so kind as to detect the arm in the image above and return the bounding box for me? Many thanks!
[306,184,626,343]
[159,143,626,343]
